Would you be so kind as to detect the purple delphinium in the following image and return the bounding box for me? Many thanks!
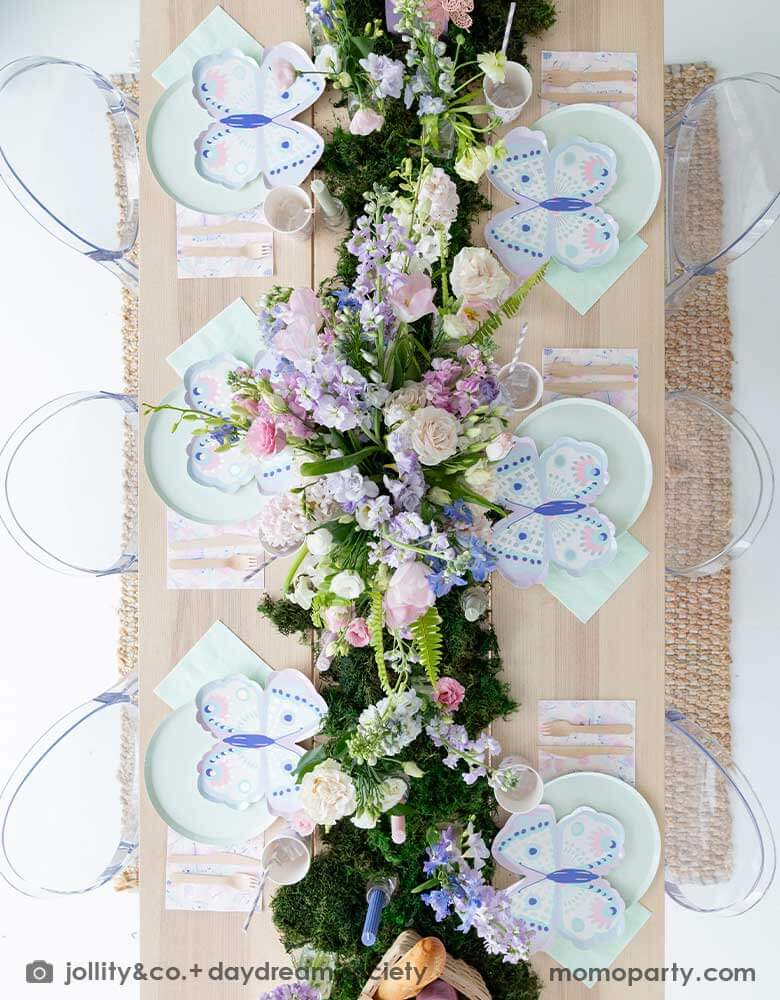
[426,715,501,784]
[360,53,405,100]
[260,985,320,1000]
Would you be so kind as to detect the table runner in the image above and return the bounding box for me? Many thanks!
[664,63,733,882]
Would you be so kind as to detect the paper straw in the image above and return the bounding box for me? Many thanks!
[502,2,517,55]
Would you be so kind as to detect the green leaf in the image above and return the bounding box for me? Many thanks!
[300,447,381,477]
[470,263,549,345]
[411,606,443,687]
[368,588,391,695]
[294,744,327,780]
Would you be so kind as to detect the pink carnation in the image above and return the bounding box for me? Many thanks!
[434,676,466,712]
[245,417,286,458]
[344,617,371,647]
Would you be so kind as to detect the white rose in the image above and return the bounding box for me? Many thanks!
[307,527,333,558]
[451,247,510,301]
[464,459,498,499]
[299,760,357,825]
[462,585,490,622]
[330,570,365,599]
[407,406,460,467]
[384,381,428,427]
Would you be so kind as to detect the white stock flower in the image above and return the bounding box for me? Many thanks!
[299,760,357,825]
[451,247,511,301]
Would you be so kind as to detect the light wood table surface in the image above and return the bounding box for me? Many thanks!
[139,1,664,997]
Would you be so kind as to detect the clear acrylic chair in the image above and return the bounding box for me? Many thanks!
[0,674,138,897]
[0,57,138,292]
[0,391,138,576]
[665,73,780,312]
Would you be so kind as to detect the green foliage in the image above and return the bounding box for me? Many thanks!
[470,263,549,347]
[410,605,443,685]
[368,589,391,694]
[257,595,313,639]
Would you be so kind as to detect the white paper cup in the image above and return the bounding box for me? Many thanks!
[264,186,314,239]
[498,361,544,412]
[484,61,533,123]
[493,755,544,814]
[262,833,311,885]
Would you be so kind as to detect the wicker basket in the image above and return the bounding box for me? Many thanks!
[358,930,491,1000]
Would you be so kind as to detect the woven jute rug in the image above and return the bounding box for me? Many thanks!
[111,73,140,892]
[664,63,733,883]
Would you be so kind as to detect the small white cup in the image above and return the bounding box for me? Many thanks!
[492,755,544,814]
[498,361,544,412]
[264,185,314,239]
[484,61,533,124]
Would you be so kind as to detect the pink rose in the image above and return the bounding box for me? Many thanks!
[434,676,466,712]
[323,604,354,631]
[349,107,385,136]
[245,417,286,458]
[344,617,371,647]
[271,57,297,92]
[384,560,435,630]
[275,288,323,364]
[388,272,437,324]
[289,811,316,837]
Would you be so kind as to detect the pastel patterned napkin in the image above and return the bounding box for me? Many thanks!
[538,699,636,784]
[542,348,639,423]
[153,6,263,88]
[166,827,268,913]
[177,206,274,279]
[167,511,266,590]
[541,51,638,119]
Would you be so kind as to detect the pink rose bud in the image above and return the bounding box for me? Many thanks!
[434,676,466,712]
[344,617,371,647]
[271,57,297,93]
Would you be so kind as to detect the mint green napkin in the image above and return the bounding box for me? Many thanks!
[167,297,258,376]
[545,236,647,316]
[154,620,272,709]
[544,532,649,624]
[546,902,651,986]
[153,6,264,88]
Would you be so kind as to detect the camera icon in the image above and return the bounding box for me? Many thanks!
[26,961,54,984]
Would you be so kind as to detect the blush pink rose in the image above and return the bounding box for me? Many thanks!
[388,272,437,323]
[434,676,466,712]
[350,107,385,136]
[245,417,286,458]
[344,617,371,647]
[384,560,435,630]
[271,57,297,92]
[323,604,354,632]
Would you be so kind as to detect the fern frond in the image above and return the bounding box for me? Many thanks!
[368,589,391,695]
[470,263,548,346]
[411,606,443,687]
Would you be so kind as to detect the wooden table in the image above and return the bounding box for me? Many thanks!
[139,1,664,996]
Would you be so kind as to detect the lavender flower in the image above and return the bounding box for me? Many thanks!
[260,985,320,1000]
[359,53,405,100]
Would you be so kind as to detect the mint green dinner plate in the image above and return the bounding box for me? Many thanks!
[147,75,268,214]
[517,398,653,535]
[144,385,268,525]
[542,772,661,906]
[533,104,662,240]
[145,672,274,846]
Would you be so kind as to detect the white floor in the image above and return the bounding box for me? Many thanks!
[0,0,778,996]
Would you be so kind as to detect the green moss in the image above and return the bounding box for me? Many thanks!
[257,595,314,639]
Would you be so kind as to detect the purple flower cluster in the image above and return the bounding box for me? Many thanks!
[423,345,501,418]
[426,714,501,784]
[420,826,531,964]
[271,353,376,433]
[347,212,415,314]
[259,985,320,1000]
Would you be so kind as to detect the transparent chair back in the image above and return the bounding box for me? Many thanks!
[0,57,138,292]
[665,709,776,916]
[0,391,138,576]
[0,675,138,897]
[665,391,775,577]
[665,73,780,312]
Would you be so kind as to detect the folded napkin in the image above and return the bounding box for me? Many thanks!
[546,902,651,986]
[154,620,272,709]
[544,531,649,623]
[153,5,263,88]
[545,236,647,315]
[167,297,258,376]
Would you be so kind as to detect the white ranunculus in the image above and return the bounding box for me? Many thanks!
[462,585,490,622]
[299,760,357,826]
[330,570,365,600]
[407,406,460,466]
[384,381,428,427]
[451,246,511,301]
[307,527,333,558]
